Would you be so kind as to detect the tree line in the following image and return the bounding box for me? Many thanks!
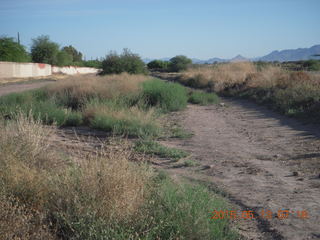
[0,35,193,74]
[0,35,102,68]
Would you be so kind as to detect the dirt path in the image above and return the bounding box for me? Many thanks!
[160,99,320,240]
[0,80,55,97]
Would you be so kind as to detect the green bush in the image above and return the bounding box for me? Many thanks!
[188,91,220,105]
[147,60,169,71]
[142,79,188,112]
[101,49,147,75]
[169,55,192,72]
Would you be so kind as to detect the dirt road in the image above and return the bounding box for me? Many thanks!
[0,80,55,97]
[161,99,320,240]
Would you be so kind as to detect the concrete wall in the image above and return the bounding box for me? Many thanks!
[52,66,99,75]
[0,61,99,79]
[0,61,51,78]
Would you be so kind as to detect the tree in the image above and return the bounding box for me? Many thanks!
[62,45,83,62]
[101,49,147,75]
[147,60,169,71]
[56,50,73,66]
[169,55,192,72]
[31,35,59,65]
[0,37,30,62]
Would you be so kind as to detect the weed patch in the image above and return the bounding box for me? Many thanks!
[134,140,189,160]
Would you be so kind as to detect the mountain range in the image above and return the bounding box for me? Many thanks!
[143,45,320,64]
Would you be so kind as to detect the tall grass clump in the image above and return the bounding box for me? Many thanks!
[142,79,188,112]
[45,73,149,109]
[83,99,161,137]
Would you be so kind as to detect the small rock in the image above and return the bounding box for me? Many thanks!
[292,171,299,176]
[297,178,304,181]
[202,164,214,170]
[273,154,282,158]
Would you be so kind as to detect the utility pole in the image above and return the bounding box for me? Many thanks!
[17,32,20,44]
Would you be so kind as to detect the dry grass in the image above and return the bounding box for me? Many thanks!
[0,195,55,240]
[46,73,149,108]
[0,114,152,238]
[179,62,320,120]
[180,62,320,92]
[181,62,256,91]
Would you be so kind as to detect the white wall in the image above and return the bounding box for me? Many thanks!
[0,61,98,79]
[0,61,52,78]
[52,66,99,75]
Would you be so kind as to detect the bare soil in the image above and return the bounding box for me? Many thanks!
[0,80,55,97]
[159,99,320,240]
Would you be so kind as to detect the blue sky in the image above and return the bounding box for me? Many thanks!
[1,0,319,60]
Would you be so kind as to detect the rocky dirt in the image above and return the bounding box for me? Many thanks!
[159,99,320,240]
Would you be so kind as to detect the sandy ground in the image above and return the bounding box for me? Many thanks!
[159,99,320,240]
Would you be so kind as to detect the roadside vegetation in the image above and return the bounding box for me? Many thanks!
[178,62,320,121]
[0,72,237,239]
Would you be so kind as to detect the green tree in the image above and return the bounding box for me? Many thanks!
[101,49,147,75]
[62,45,83,62]
[31,35,59,65]
[169,55,192,72]
[0,37,30,62]
[56,50,73,66]
[147,60,169,71]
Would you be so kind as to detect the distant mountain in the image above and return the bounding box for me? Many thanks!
[143,44,320,64]
[230,55,249,62]
[257,45,320,62]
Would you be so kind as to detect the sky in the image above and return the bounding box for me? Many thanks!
[1,0,320,60]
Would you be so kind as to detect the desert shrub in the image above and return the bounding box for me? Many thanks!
[169,55,192,72]
[188,91,219,105]
[101,49,147,75]
[147,60,169,71]
[303,59,320,71]
[141,79,188,112]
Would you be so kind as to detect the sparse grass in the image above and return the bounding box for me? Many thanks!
[170,126,194,139]
[134,140,189,160]
[188,91,220,105]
